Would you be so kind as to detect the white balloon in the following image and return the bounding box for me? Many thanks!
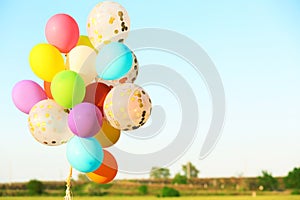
[87,1,130,49]
[68,46,97,85]
[28,99,73,146]
[103,83,152,130]
[99,52,138,87]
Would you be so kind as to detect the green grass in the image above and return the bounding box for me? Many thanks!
[0,196,299,200]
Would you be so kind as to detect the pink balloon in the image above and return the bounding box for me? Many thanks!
[68,103,103,138]
[12,80,47,114]
[45,14,79,53]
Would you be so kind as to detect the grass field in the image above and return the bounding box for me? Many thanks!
[0,196,299,200]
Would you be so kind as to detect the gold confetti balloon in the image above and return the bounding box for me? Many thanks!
[87,1,130,49]
[28,99,73,146]
[99,52,138,87]
[104,83,152,130]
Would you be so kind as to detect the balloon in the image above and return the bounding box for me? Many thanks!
[28,99,73,146]
[83,82,111,114]
[45,14,79,53]
[99,52,138,87]
[77,35,95,50]
[87,1,130,49]
[68,46,97,85]
[44,81,53,99]
[104,83,152,130]
[12,80,47,114]
[66,136,104,173]
[68,103,103,138]
[51,70,86,108]
[87,150,118,184]
[29,44,65,82]
[94,119,120,148]
[96,42,133,80]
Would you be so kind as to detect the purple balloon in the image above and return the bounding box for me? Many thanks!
[12,80,47,114]
[68,103,103,138]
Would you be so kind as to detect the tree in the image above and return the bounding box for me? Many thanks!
[150,167,170,179]
[172,173,187,184]
[182,162,199,178]
[284,167,300,189]
[86,182,113,196]
[27,179,44,195]
[77,173,90,183]
[258,171,278,191]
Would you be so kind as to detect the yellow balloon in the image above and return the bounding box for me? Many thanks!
[77,35,96,51]
[94,120,120,148]
[29,44,65,82]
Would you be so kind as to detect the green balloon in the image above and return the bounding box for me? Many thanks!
[51,70,86,108]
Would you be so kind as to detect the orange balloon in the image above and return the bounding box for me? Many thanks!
[44,81,53,99]
[87,150,118,184]
[94,119,120,148]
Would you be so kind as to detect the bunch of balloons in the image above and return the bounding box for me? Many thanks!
[12,1,152,184]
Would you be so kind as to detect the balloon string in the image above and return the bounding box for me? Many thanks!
[64,166,73,200]
[65,53,70,70]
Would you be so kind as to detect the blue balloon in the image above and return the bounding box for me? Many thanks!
[96,42,133,80]
[66,136,104,173]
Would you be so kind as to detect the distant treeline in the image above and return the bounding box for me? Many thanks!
[0,176,299,197]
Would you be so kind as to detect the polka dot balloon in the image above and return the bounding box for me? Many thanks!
[87,1,130,49]
[28,99,73,146]
[104,83,152,130]
[99,52,139,87]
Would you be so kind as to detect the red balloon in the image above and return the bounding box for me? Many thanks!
[84,82,111,114]
[44,81,53,99]
[45,14,79,53]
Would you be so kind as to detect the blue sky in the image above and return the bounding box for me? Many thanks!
[0,0,300,182]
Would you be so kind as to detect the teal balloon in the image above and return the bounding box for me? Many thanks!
[66,136,104,173]
[96,42,133,80]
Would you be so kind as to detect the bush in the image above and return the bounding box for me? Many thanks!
[26,180,44,195]
[291,189,300,195]
[172,173,187,185]
[161,187,180,197]
[138,185,148,195]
